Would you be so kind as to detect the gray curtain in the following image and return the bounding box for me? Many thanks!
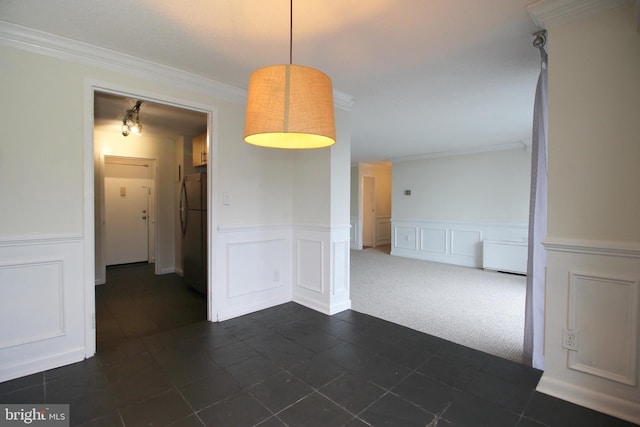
[524,45,548,370]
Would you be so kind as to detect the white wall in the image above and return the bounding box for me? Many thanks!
[539,3,640,424]
[0,26,352,381]
[390,148,531,267]
[547,6,640,243]
[393,148,531,223]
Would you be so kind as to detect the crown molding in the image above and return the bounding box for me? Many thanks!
[526,0,631,29]
[389,141,528,163]
[0,21,354,111]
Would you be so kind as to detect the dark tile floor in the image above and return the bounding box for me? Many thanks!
[0,263,636,426]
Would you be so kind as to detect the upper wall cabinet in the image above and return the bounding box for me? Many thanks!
[192,133,207,167]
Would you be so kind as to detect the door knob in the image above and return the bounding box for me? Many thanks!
[142,216,147,219]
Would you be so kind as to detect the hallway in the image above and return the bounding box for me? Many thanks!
[97,263,207,352]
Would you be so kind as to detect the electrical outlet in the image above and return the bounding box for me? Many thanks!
[562,329,578,351]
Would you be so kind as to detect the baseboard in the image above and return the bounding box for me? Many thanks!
[328,299,352,315]
[537,375,640,425]
[159,266,175,275]
[391,247,480,268]
[217,295,291,322]
[0,347,86,383]
[293,294,351,316]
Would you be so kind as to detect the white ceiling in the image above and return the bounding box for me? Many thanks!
[0,0,542,162]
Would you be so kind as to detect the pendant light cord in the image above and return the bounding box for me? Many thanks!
[289,0,293,64]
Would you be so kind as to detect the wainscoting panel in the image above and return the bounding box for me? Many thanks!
[568,272,638,386]
[420,228,447,254]
[450,229,482,258]
[296,239,324,293]
[394,225,418,250]
[332,240,349,295]
[0,235,87,383]
[293,225,351,315]
[227,239,287,298]
[376,216,391,246]
[214,226,292,321]
[538,238,640,424]
[0,261,65,349]
[392,220,527,268]
[350,217,360,249]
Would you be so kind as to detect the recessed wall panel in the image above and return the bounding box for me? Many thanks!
[394,226,417,249]
[333,241,349,294]
[420,228,446,253]
[227,239,285,298]
[0,261,64,349]
[568,272,639,385]
[297,239,323,293]
[451,229,482,257]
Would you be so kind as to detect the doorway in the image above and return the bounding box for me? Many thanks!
[362,176,376,248]
[102,156,156,268]
[86,85,215,358]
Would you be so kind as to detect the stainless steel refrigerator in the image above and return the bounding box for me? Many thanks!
[179,173,207,294]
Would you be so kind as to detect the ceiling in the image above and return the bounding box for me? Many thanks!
[0,0,542,162]
[93,92,208,139]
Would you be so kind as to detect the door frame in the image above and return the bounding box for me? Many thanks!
[97,155,158,283]
[83,80,218,358]
[362,175,376,247]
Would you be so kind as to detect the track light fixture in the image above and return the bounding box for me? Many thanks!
[121,100,143,137]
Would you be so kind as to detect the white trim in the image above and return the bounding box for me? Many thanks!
[526,0,630,29]
[0,236,87,381]
[567,271,639,386]
[83,86,97,357]
[537,375,640,425]
[0,21,354,111]
[543,237,640,258]
[84,81,220,327]
[0,347,86,384]
[0,234,83,246]
[390,141,527,163]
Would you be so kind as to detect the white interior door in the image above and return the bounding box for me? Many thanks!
[104,162,150,266]
[363,176,376,247]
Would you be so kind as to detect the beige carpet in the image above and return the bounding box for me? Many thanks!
[350,246,526,363]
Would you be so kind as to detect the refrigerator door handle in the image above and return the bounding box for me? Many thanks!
[179,178,188,236]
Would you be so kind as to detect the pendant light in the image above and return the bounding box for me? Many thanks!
[244,0,336,149]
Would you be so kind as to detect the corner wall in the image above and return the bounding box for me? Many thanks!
[539,3,640,423]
